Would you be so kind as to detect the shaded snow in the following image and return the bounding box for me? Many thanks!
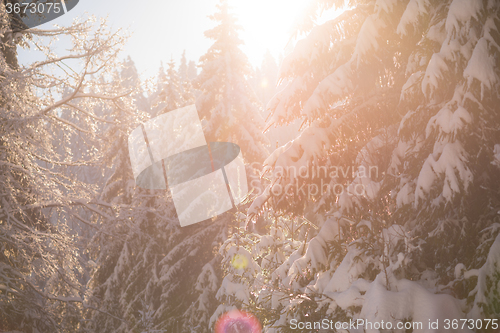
[467,233,500,318]
[464,37,497,99]
[415,142,472,205]
[397,0,429,36]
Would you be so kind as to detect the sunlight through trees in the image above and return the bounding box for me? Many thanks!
[1,0,500,332]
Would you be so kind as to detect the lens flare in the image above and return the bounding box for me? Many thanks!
[215,310,262,333]
[231,253,249,269]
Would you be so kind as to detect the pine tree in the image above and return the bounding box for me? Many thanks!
[149,62,167,116]
[84,60,161,333]
[254,50,301,149]
[180,78,196,107]
[151,58,186,116]
[121,56,150,113]
[178,51,196,106]
[86,53,232,333]
[178,50,189,82]
[194,0,269,163]
[214,0,500,330]
[187,60,198,81]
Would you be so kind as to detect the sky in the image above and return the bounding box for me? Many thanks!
[18,0,312,80]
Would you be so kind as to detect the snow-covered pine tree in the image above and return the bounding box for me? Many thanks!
[187,60,198,81]
[148,63,167,116]
[121,56,151,114]
[83,57,164,332]
[153,58,184,116]
[212,0,500,331]
[87,189,230,333]
[86,52,231,333]
[0,9,129,331]
[180,77,196,107]
[210,210,308,331]
[194,0,269,163]
[254,50,302,149]
[178,50,189,82]
[178,51,196,106]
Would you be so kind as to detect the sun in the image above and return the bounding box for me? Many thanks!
[231,0,347,67]
[231,0,310,66]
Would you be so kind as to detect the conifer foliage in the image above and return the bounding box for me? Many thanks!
[150,60,181,116]
[194,0,269,163]
[85,50,230,333]
[4,0,500,332]
[179,52,196,107]
[213,0,500,330]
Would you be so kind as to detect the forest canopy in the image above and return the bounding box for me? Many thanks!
[1,0,499,332]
